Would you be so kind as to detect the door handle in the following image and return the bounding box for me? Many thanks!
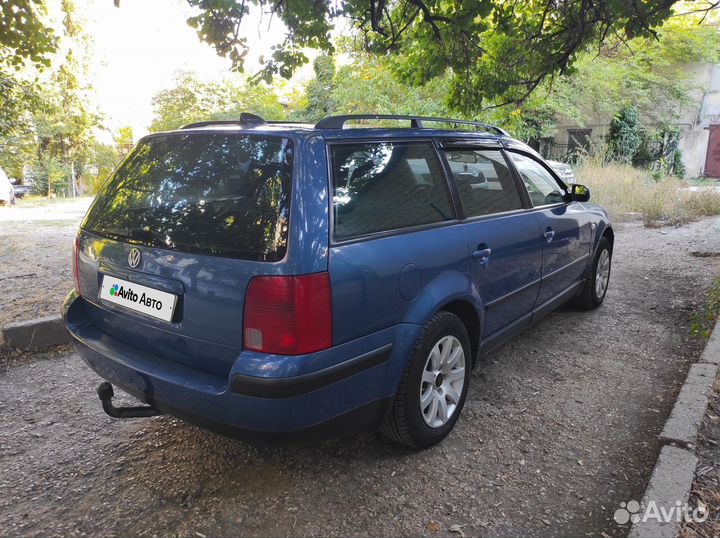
[471,247,492,264]
[544,229,555,242]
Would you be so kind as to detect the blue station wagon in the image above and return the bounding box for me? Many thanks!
[63,114,613,448]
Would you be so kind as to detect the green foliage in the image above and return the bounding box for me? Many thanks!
[328,55,451,117]
[691,277,720,341]
[0,0,56,68]
[608,107,642,164]
[114,126,134,157]
[87,141,121,194]
[31,2,97,195]
[458,14,720,143]
[0,0,105,196]
[302,54,336,122]
[0,1,58,141]
[182,0,711,113]
[30,156,71,196]
[672,149,686,180]
[150,72,287,132]
[631,126,686,179]
[186,0,332,81]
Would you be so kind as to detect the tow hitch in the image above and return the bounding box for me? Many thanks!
[96,382,163,418]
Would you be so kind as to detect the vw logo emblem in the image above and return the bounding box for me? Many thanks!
[128,248,141,268]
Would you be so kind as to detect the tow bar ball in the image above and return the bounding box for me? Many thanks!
[96,382,163,419]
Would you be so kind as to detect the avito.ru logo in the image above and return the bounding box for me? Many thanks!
[110,284,138,302]
[109,283,164,311]
[614,499,708,525]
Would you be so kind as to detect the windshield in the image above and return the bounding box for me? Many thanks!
[83,133,293,261]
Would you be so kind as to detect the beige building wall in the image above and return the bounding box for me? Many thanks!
[550,63,720,177]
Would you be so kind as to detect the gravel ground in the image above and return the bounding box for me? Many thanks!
[1,217,720,538]
[0,198,91,328]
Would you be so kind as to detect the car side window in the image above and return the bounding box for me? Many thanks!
[331,142,455,239]
[508,152,566,207]
[442,149,523,217]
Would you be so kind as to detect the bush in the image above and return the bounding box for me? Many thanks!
[30,158,71,196]
[672,149,686,180]
[607,106,642,164]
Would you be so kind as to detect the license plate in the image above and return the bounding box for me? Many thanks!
[100,276,178,322]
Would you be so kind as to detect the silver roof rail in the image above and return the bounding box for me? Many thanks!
[314,114,509,136]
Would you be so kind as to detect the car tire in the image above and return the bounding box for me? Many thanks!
[574,236,612,310]
[382,311,471,449]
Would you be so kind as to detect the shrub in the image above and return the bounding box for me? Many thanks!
[30,157,71,196]
[607,106,642,164]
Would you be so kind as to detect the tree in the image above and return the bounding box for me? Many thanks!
[181,0,720,113]
[473,13,720,147]
[0,0,56,68]
[0,0,57,140]
[150,72,287,132]
[297,52,452,121]
[31,0,96,196]
[3,0,101,196]
[302,54,336,121]
[114,126,134,156]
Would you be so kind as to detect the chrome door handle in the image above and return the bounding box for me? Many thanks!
[471,248,492,264]
[544,229,555,242]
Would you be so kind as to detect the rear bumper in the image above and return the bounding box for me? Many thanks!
[63,291,420,439]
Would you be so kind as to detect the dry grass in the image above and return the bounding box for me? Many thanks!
[575,162,720,226]
[679,485,720,538]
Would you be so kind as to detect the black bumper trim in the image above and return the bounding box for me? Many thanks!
[230,344,393,398]
[152,394,394,444]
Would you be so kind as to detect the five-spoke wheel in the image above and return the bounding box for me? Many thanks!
[420,335,466,428]
[382,311,471,448]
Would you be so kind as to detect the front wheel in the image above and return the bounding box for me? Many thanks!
[574,236,612,309]
[382,311,471,448]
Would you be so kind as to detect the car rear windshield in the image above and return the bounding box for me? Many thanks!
[83,133,293,261]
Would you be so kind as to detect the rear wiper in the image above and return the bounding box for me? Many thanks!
[101,227,164,246]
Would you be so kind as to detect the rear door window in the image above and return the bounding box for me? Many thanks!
[83,133,293,261]
[331,142,455,239]
[442,149,523,217]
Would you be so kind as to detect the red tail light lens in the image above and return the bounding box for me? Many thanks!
[243,273,332,355]
[73,236,82,296]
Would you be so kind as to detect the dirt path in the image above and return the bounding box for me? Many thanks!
[1,217,719,538]
[0,198,91,328]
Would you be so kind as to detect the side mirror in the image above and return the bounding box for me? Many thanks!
[569,184,591,203]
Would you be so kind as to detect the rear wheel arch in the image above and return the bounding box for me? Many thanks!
[440,300,481,368]
[602,226,614,250]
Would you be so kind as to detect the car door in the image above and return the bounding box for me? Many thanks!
[507,151,593,307]
[440,146,543,340]
[328,140,469,346]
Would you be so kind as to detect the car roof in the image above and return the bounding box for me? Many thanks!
[144,114,540,157]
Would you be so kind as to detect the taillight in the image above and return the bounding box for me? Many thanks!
[243,273,332,355]
[73,236,82,296]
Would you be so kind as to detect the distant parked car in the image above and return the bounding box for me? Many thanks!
[0,167,14,205]
[546,160,577,185]
[11,181,31,198]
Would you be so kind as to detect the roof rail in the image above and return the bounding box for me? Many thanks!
[315,114,509,136]
[181,113,266,130]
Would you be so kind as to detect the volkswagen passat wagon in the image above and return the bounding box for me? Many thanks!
[63,114,613,448]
